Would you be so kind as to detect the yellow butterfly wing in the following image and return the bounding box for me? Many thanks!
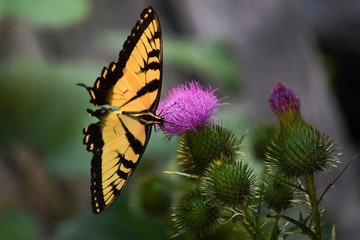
[80,6,162,112]
[83,108,153,213]
[79,6,163,214]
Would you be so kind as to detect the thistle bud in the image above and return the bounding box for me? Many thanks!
[201,157,256,207]
[266,83,338,178]
[177,124,242,176]
[172,188,220,239]
[263,176,294,212]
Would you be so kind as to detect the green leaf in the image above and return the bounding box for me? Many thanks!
[280,214,318,240]
[0,0,90,28]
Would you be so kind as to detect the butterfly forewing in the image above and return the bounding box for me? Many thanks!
[84,7,162,113]
[80,7,163,214]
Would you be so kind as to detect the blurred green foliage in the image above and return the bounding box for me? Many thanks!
[102,31,242,92]
[164,37,241,92]
[0,61,97,175]
[0,209,42,240]
[250,124,276,161]
[0,0,90,29]
[53,196,169,240]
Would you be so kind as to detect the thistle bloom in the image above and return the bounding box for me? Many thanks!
[269,83,300,115]
[156,81,227,137]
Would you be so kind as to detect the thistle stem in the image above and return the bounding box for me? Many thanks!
[239,203,263,240]
[269,212,280,240]
[305,174,322,239]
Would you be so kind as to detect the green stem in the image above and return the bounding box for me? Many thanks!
[269,212,280,240]
[305,174,321,239]
[239,203,263,240]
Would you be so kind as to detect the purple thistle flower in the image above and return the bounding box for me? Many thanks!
[269,83,300,115]
[156,80,227,137]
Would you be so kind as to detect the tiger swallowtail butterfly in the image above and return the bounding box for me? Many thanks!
[78,6,164,214]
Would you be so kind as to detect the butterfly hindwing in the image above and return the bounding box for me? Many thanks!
[82,7,162,112]
[83,108,152,213]
[80,7,163,214]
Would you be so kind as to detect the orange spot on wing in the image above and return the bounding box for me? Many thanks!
[102,69,108,78]
[90,90,96,99]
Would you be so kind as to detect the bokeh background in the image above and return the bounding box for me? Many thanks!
[1,0,360,239]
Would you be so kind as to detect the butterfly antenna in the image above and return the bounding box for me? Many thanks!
[158,102,177,118]
[161,130,173,142]
[76,83,88,89]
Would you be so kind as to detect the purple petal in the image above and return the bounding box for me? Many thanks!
[156,81,228,136]
[269,83,300,115]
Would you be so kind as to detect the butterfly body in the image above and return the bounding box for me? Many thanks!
[123,111,164,124]
[78,7,163,214]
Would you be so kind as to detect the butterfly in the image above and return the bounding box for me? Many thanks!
[78,6,164,214]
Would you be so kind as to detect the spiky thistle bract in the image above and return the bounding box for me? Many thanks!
[201,157,256,207]
[177,124,242,176]
[263,176,295,212]
[172,187,220,239]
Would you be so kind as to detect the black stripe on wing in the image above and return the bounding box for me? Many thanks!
[120,79,161,111]
[118,116,144,155]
